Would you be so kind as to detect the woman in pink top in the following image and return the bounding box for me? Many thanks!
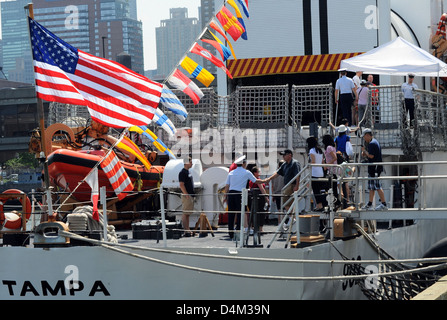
[322,134,341,209]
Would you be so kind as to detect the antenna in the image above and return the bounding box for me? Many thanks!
[0,67,7,80]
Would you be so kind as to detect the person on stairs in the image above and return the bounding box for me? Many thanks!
[306,136,327,211]
[361,129,388,211]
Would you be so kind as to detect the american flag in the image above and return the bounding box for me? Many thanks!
[29,17,163,129]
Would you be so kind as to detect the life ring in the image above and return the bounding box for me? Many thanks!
[0,189,32,230]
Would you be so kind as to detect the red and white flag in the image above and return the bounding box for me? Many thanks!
[85,167,100,221]
[167,69,204,105]
[100,151,134,200]
[190,43,233,79]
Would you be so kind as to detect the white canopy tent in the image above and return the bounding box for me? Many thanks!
[340,37,447,77]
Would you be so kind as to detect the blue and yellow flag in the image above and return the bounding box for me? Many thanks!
[227,0,247,40]
[180,56,215,87]
[129,126,176,160]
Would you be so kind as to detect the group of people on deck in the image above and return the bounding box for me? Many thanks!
[178,67,420,238]
[178,129,386,238]
[221,124,387,239]
[177,126,387,238]
[307,123,386,213]
[336,68,418,128]
[223,151,300,239]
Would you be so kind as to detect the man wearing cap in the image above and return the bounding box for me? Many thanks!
[401,74,419,127]
[361,129,387,211]
[224,155,265,239]
[335,69,358,126]
[335,124,351,159]
[179,156,195,236]
[265,149,301,220]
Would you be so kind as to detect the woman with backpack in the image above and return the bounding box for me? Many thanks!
[322,134,342,210]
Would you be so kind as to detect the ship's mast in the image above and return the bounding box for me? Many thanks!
[25,3,55,219]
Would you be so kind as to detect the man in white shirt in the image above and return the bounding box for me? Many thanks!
[224,155,265,239]
[401,73,419,126]
[352,71,363,89]
[335,69,358,126]
[352,71,363,125]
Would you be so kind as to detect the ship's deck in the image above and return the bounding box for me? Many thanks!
[115,222,313,250]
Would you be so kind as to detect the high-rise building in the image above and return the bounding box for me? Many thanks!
[155,7,201,78]
[1,0,35,84]
[1,0,144,83]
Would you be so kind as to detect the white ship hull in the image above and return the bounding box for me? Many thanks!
[1,219,445,300]
[3,82,447,300]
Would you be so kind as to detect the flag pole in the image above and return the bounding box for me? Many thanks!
[100,186,108,241]
[25,3,55,220]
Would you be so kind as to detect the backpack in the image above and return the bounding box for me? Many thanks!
[336,151,347,164]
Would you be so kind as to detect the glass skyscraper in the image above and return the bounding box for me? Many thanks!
[1,0,35,84]
[1,0,144,83]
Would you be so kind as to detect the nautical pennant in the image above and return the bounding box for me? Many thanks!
[190,43,233,79]
[200,29,232,62]
[116,136,152,170]
[85,167,100,221]
[215,6,245,41]
[180,56,215,87]
[168,69,204,105]
[152,108,177,137]
[227,0,247,40]
[100,151,134,201]
[209,19,237,60]
[236,0,250,18]
[129,126,176,160]
[160,85,188,121]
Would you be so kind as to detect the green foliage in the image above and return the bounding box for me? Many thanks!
[4,152,39,171]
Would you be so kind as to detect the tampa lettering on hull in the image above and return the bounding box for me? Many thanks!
[2,280,110,297]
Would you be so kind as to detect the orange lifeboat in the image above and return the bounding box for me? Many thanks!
[47,148,164,202]
[30,121,165,203]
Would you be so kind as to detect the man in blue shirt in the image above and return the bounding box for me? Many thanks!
[335,124,351,158]
[224,155,265,239]
[335,69,358,126]
[361,129,387,211]
[265,149,301,226]
[266,150,301,186]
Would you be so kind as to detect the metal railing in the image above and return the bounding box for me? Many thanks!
[413,88,447,152]
[261,159,447,246]
[363,85,403,149]
[48,84,447,157]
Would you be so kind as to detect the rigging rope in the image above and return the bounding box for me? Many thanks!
[58,230,447,282]
[330,223,442,300]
